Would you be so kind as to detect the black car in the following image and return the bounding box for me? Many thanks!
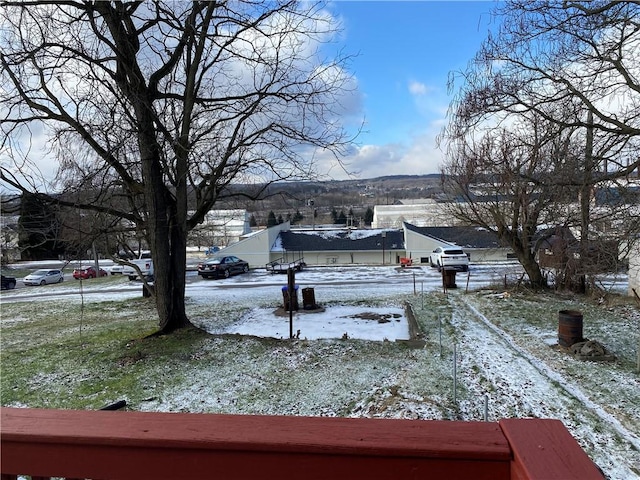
[1,274,17,290]
[197,256,249,279]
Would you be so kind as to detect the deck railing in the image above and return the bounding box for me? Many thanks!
[1,407,604,479]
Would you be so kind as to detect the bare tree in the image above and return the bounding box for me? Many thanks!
[440,0,640,290]
[442,112,583,288]
[1,1,357,332]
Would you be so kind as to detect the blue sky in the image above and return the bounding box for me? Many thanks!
[324,1,498,180]
[2,2,499,190]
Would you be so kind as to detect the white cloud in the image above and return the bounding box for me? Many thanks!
[408,80,428,96]
[316,118,446,181]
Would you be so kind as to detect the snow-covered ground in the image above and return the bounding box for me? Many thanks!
[1,261,638,478]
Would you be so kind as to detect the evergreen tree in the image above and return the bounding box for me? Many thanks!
[293,209,304,224]
[18,193,64,260]
[267,211,278,227]
[364,207,374,225]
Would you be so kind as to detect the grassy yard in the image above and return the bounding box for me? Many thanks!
[1,285,639,478]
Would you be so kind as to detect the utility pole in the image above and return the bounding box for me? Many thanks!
[381,231,386,265]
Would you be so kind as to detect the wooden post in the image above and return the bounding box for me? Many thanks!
[453,344,457,404]
[287,268,295,339]
[442,268,447,294]
[633,289,640,372]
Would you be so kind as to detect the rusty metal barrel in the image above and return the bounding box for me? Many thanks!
[442,270,457,289]
[302,287,317,310]
[558,310,583,347]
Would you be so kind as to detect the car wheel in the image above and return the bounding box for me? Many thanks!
[59,277,64,283]
[437,263,442,273]
[6,281,15,290]
[243,265,249,273]
[40,279,47,285]
[223,269,230,278]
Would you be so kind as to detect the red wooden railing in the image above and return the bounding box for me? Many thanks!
[0,407,604,479]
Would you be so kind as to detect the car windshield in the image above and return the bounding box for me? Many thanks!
[31,269,50,275]
[444,249,465,255]
[207,259,222,264]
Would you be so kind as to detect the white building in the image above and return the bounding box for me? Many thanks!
[372,203,454,229]
[188,209,251,249]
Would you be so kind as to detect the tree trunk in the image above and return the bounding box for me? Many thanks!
[145,174,191,333]
[138,117,191,333]
[509,235,548,289]
[155,222,190,333]
[519,251,547,289]
[575,112,594,294]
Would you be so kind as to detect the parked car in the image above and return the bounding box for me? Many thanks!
[109,264,125,275]
[430,247,469,272]
[72,266,108,280]
[1,274,17,290]
[23,269,64,286]
[198,256,249,279]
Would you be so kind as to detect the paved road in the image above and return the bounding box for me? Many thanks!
[1,261,628,304]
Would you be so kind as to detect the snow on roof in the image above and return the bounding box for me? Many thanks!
[298,228,390,240]
[278,229,405,252]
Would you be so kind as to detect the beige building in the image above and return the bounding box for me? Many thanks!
[402,223,512,264]
[188,209,252,249]
[372,203,458,229]
[210,221,511,269]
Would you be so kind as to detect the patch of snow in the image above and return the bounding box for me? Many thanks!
[220,306,408,341]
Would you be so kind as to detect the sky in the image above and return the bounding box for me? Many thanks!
[323,1,498,180]
[1,1,500,190]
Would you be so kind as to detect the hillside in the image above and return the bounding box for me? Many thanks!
[219,174,445,227]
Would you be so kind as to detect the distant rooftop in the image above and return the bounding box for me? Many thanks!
[278,229,405,252]
[404,223,505,249]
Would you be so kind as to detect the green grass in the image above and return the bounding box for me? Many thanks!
[1,293,463,418]
[1,298,209,409]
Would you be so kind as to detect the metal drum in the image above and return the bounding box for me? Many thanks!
[558,310,583,347]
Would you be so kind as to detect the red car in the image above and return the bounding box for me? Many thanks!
[72,266,108,280]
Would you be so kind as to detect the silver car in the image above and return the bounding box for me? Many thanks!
[23,269,64,286]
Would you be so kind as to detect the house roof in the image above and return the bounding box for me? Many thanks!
[533,226,579,251]
[403,222,505,249]
[278,229,405,252]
